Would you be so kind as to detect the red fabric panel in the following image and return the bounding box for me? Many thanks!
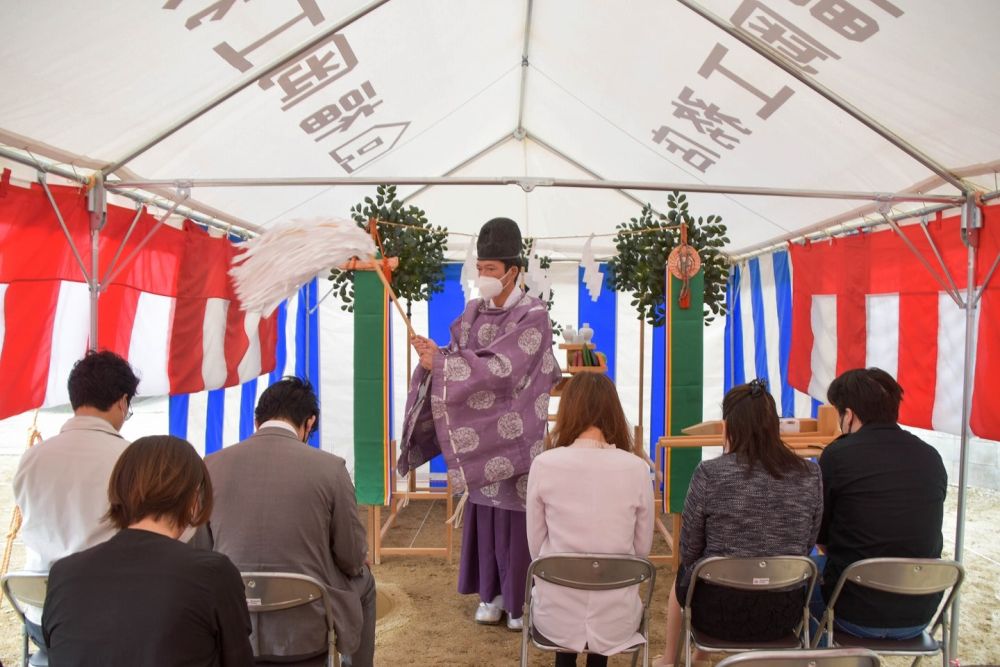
[971,208,1000,439]
[223,303,250,388]
[788,242,816,393]
[835,236,869,375]
[0,184,93,284]
[896,293,938,429]
[96,285,140,357]
[258,313,278,376]
[166,223,213,394]
[0,282,61,418]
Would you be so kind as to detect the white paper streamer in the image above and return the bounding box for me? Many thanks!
[461,236,478,302]
[581,234,604,302]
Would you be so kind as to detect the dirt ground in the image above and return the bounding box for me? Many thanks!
[0,455,997,666]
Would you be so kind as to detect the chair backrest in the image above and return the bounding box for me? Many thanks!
[831,558,963,598]
[716,648,880,667]
[241,572,338,666]
[241,572,332,617]
[685,556,817,607]
[529,553,655,592]
[1,572,48,620]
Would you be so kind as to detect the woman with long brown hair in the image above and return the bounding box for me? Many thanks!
[526,372,654,667]
[655,379,822,666]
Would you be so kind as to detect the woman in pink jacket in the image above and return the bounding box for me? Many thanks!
[526,373,654,667]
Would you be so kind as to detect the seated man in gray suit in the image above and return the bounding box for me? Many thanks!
[202,377,375,667]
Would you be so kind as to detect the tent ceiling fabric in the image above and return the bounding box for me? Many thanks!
[2,0,998,256]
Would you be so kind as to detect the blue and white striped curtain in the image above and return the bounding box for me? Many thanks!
[724,250,820,418]
[168,278,322,456]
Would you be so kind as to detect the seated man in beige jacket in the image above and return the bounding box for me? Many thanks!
[200,377,375,667]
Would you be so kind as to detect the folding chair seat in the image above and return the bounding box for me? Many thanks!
[521,553,656,667]
[715,648,880,667]
[2,572,49,667]
[676,556,818,667]
[811,558,963,667]
[241,572,340,667]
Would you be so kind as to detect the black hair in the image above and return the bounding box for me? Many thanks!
[826,367,903,424]
[67,350,140,411]
[255,376,320,435]
[722,379,808,478]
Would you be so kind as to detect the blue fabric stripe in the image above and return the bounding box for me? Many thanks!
[427,263,465,485]
[577,264,617,381]
[307,280,321,448]
[205,389,225,454]
[747,258,769,384]
[772,251,796,417]
[723,267,735,393]
[294,280,321,447]
[239,378,257,440]
[270,301,288,384]
[727,265,746,387]
[812,398,821,418]
[650,320,665,460]
[168,394,189,440]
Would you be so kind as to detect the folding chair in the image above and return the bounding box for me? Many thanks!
[1,572,48,667]
[811,558,964,667]
[676,556,818,667]
[241,572,340,667]
[520,553,656,667]
[716,648,880,667]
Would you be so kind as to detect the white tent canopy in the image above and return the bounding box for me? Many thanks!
[3,1,999,657]
[2,0,999,256]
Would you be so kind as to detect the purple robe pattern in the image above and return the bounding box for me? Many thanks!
[399,294,561,511]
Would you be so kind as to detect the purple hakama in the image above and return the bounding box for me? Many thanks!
[457,504,531,618]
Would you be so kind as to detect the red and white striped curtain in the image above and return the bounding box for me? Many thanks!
[788,205,1000,440]
[0,181,277,420]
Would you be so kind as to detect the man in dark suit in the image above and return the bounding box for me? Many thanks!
[201,377,375,666]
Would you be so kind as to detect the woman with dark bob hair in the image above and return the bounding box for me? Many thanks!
[42,435,254,666]
[526,373,654,667]
[655,379,823,666]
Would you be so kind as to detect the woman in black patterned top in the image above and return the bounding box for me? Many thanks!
[656,380,823,666]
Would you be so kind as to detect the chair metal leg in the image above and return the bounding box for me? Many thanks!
[23,626,29,667]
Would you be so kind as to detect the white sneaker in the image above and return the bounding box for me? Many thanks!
[506,615,523,631]
[474,595,504,624]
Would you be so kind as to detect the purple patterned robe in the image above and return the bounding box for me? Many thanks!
[399,293,561,511]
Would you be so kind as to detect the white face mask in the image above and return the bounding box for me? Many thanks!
[179,524,198,543]
[476,268,512,301]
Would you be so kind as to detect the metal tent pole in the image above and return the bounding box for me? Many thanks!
[107,175,963,205]
[87,176,107,351]
[949,195,981,657]
[515,0,534,136]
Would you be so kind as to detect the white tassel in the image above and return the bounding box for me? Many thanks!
[229,218,376,316]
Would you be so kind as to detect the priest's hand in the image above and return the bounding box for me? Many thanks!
[418,348,437,370]
[410,335,439,355]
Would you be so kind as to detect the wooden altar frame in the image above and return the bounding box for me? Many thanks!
[368,440,454,564]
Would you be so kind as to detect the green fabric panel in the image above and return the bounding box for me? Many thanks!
[667,270,704,513]
[353,271,388,505]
